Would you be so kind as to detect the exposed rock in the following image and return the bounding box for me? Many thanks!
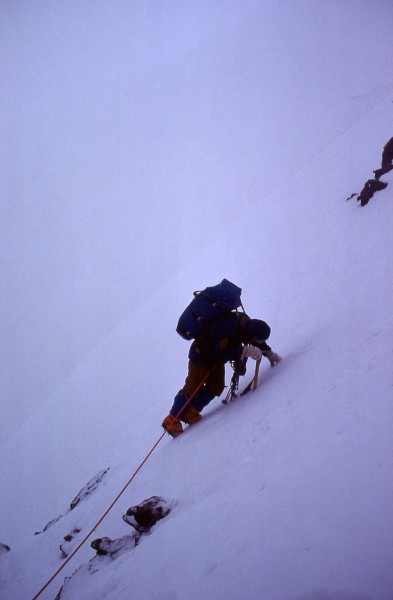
[35,514,63,535]
[34,468,110,535]
[90,533,139,556]
[0,543,11,556]
[60,527,82,558]
[122,495,174,533]
[56,496,175,599]
[55,556,109,600]
[70,468,110,510]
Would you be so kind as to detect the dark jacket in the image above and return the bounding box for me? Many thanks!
[189,313,271,366]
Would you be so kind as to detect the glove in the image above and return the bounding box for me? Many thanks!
[265,350,282,367]
[241,345,262,361]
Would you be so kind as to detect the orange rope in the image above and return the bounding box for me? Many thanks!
[32,373,209,599]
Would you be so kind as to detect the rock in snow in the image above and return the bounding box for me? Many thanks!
[55,496,175,599]
[60,527,82,558]
[122,495,175,534]
[34,468,110,535]
[90,534,139,556]
[0,543,11,556]
[70,468,110,510]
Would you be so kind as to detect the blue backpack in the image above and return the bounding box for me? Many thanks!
[176,279,243,341]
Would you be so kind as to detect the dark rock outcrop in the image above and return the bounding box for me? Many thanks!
[122,495,174,534]
[70,468,110,510]
[35,468,110,535]
[90,533,139,556]
[0,543,11,556]
[56,496,175,598]
[60,527,82,558]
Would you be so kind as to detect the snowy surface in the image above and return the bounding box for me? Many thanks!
[1,2,393,599]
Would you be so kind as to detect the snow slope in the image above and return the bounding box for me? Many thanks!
[2,0,392,435]
[1,2,393,599]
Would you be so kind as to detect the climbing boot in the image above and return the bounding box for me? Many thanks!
[180,405,202,425]
[162,414,183,438]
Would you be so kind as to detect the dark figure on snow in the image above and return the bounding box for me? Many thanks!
[374,137,393,180]
[162,314,281,437]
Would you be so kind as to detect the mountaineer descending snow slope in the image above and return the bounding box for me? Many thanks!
[1,1,393,599]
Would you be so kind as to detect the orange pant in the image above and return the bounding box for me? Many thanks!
[183,361,226,398]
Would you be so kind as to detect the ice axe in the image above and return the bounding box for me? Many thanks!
[240,357,262,396]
